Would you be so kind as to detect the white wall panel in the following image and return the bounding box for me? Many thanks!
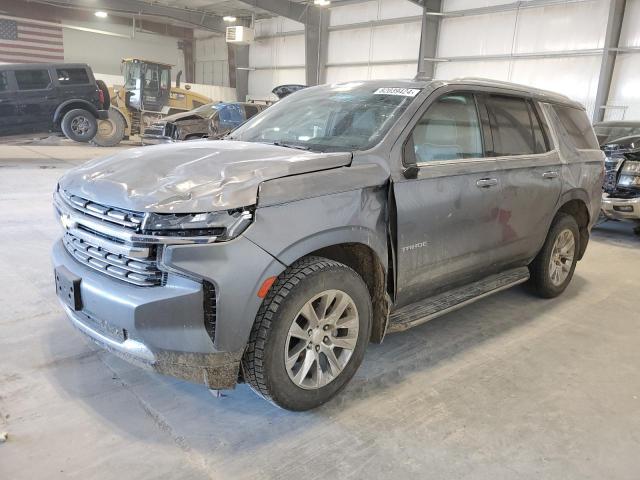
[250,34,305,68]
[327,29,372,64]
[442,0,520,12]
[62,20,184,79]
[330,1,379,26]
[437,12,517,57]
[248,68,305,100]
[513,0,608,53]
[326,62,417,83]
[435,55,601,117]
[370,22,421,62]
[434,60,512,81]
[606,54,640,120]
[619,0,640,48]
[254,17,304,36]
[378,0,423,19]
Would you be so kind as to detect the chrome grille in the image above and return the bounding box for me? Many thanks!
[59,190,144,230]
[63,231,163,287]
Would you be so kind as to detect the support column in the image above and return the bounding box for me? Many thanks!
[593,0,627,122]
[417,0,442,79]
[304,9,329,86]
[231,45,250,102]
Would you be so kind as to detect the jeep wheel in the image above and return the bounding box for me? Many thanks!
[242,256,371,411]
[529,213,580,298]
[92,108,125,147]
[61,109,97,143]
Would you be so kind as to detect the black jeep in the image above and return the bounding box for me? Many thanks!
[0,63,108,142]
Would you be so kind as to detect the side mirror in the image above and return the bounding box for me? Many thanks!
[402,135,419,179]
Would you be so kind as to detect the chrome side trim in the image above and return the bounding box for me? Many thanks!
[63,304,156,363]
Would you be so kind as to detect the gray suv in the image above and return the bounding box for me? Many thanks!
[52,79,603,410]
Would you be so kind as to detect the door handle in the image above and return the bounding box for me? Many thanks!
[542,171,559,179]
[476,178,498,188]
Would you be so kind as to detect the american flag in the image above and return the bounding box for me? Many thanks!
[0,16,64,64]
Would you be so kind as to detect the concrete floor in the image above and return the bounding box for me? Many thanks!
[1,143,640,479]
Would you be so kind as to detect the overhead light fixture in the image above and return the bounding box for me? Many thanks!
[94,11,108,18]
[314,0,330,5]
[223,16,237,22]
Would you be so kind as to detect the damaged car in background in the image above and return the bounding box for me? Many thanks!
[601,147,640,234]
[142,101,266,144]
[52,78,603,411]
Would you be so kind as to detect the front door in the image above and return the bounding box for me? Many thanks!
[0,70,21,136]
[15,67,58,134]
[392,91,505,308]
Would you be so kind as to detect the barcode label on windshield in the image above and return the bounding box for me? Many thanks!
[374,87,421,97]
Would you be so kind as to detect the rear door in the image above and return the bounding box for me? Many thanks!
[392,90,505,307]
[55,66,98,108]
[15,67,58,133]
[0,70,22,136]
[480,94,562,268]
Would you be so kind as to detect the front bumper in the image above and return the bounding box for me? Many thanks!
[52,240,244,388]
[601,193,640,221]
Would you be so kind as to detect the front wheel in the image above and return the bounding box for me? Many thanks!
[529,213,580,298]
[242,256,371,411]
[61,109,97,142]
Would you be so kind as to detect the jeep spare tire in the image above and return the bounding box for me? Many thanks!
[61,108,98,143]
[92,108,126,147]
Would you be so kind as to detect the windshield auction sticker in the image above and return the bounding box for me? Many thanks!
[374,87,421,97]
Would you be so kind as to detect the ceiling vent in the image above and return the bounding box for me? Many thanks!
[226,26,254,45]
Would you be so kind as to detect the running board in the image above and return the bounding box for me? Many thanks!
[387,267,530,333]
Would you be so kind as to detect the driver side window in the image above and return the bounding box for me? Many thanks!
[411,93,483,163]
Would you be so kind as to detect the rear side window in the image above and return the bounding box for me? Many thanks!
[244,104,260,118]
[410,92,483,162]
[15,69,51,90]
[553,105,599,149]
[0,72,9,91]
[56,68,90,85]
[486,95,544,156]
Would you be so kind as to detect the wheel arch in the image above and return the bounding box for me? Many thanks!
[555,191,591,260]
[53,100,99,125]
[270,230,390,344]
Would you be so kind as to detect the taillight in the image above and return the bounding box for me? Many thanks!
[98,89,105,106]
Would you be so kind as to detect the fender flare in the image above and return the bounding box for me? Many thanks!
[557,188,592,221]
[260,226,389,273]
[53,99,100,124]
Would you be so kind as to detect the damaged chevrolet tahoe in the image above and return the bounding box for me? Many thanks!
[52,79,603,411]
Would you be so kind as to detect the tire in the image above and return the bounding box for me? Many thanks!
[92,108,126,147]
[60,109,98,143]
[96,80,110,110]
[528,213,580,298]
[242,256,372,411]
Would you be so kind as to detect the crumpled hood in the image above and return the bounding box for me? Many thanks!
[154,110,206,124]
[59,140,352,213]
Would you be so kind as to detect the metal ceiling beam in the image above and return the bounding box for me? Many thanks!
[410,0,591,16]
[236,0,319,24]
[593,0,627,123]
[30,0,227,33]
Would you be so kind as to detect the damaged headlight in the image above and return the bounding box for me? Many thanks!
[141,209,253,241]
[618,160,640,189]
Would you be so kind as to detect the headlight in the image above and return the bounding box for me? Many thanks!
[141,209,253,241]
[618,160,640,188]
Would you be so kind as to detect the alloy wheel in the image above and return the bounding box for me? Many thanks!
[284,289,359,390]
[548,228,575,286]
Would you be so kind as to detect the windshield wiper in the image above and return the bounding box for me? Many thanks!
[268,141,311,151]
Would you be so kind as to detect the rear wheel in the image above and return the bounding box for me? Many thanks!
[242,256,371,411]
[61,109,97,143]
[92,108,126,147]
[529,213,580,298]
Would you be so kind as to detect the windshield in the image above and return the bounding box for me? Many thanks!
[229,82,421,152]
[123,62,140,90]
[594,125,640,145]
[192,103,222,118]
